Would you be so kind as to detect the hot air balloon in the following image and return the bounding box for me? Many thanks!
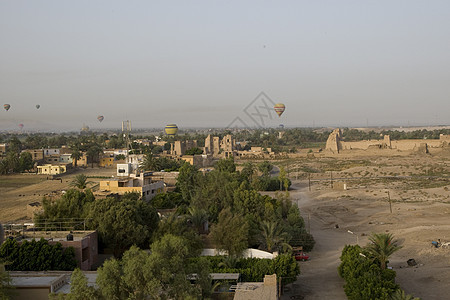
[274,103,285,117]
[36,104,40,109]
[18,123,24,130]
[165,124,178,136]
[97,115,104,122]
[4,104,10,111]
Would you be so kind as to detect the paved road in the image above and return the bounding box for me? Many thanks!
[282,180,351,300]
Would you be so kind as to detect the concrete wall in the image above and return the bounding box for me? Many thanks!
[11,287,50,300]
[54,231,98,271]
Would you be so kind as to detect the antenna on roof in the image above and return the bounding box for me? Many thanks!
[122,120,132,156]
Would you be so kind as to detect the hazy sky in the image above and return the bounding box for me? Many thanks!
[1,1,450,131]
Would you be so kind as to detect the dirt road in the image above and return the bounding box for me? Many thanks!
[282,180,352,300]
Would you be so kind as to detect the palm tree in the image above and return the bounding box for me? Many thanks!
[187,207,208,234]
[70,148,82,167]
[258,221,291,253]
[365,233,402,270]
[140,153,159,171]
[69,174,93,190]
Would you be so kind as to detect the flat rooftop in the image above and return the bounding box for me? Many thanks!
[8,230,96,242]
[10,271,97,294]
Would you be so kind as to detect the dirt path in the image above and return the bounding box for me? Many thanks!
[282,180,351,300]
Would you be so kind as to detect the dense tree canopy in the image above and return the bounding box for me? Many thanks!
[338,244,398,300]
[87,192,159,257]
[0,238,77,271]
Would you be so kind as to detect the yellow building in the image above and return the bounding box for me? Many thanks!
[99,172,164,201]
[99,155,114,168]
[37,164,70,175]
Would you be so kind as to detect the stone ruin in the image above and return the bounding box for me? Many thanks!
[324,128,448,153]
[325,129,343,153]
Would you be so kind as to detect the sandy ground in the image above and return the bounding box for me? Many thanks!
[0,167,116,223]
[283,166,450,299]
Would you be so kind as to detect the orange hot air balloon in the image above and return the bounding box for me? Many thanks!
[274,103,285,117]
[4,104,11,111]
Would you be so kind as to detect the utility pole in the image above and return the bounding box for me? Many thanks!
[308,173,311,191]
[330,171,333,188]
[387,190,392,213]
[308,213,311,234]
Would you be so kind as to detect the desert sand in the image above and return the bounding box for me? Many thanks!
[282,148,450,300]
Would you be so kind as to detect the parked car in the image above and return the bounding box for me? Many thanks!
[294,252,309,261]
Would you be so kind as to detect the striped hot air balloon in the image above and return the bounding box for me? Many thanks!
[97,115,104,122]
[165,124,178,136]
[4,104,10,111]
[274,103,285,117]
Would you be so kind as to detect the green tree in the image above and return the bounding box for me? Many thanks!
[176,163,200,203]
[151,192,184,209]
[279,166,289,191]
[96,259,127,300]
[0,238,77,271]
[66,269,97,300]
[338,245,398,300]
[70,148,82,167]
[258,221,291,253]
[87,193,159,257]
[185,147,203,155]
[147,234,196,299]
[216,157,236,173]
[0,263,12,300]
[257,161,273,176]
[140,153,158,171]
[210,208,248,257]
[240,161,256,184]
[365,233,402,270]
[115,154,126,161]
[34,189,95,229]
[187,207,208,234]
[69,174,93,190]
[86,145,102,167]
[18,152,34,172]
[121,246,155,299]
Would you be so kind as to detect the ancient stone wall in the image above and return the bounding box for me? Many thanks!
[326,129,448,152]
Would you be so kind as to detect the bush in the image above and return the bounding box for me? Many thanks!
[338,245,398,300]
[0,238,77,271]
[198,254,299,285]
